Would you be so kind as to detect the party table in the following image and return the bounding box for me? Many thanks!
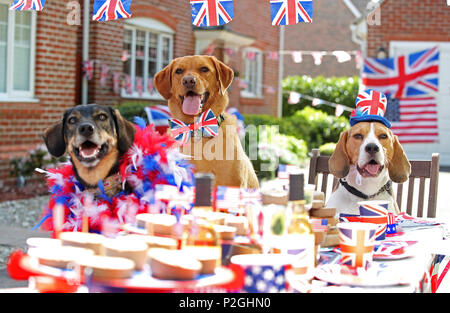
[290,221,450,293]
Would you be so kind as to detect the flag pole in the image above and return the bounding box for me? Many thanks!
[81,0,90,105]
[277,26,285,118]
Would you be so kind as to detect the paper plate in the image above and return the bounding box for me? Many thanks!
[314,263,409,287]
[373,240,418,260]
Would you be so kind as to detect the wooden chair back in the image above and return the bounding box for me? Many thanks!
[307,148,440,218]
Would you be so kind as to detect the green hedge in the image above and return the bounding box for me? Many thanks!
[115,101,159,122]
[282,75,360,117]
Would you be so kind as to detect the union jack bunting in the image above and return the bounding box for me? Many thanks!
[144,105,172,128]
[113,72,121,94]
[270,0,313,26]
[92,0,132,22]
[338,227,376,268]
[82,61,94,81]
[136,77,143,96]
[99,63,109,87]
[124,74,132,94]
[169,109,219,144]
[362,46,439,98]
[147,77,154,94]
[190,0,234,27]
[9,0,45,10]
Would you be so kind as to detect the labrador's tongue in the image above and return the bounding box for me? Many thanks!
[182,95,201,115]
[365,163,381,175]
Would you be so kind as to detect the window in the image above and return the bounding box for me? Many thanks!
[241,48,263,98]
[122,18,173,99]
[0,3,36,101]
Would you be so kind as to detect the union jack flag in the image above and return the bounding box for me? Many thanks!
[82,61,94,81]
[338,226,376,268]
[169,109,219,144]
[92,0,132,22]
[351,89,387,118]
[430,254,450,293]
[190,0,234,27]
[359,201,388,217]
[144,105,172,128]
[270,0,313,26]
[362,46,439,98]
[9,0,45,11]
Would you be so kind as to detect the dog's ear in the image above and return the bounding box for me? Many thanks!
[388,135,411,183]
[329,130,350,178]
[111,108,136,153]
[154,61,173,100]
[209,56,234,95]
[43,118,66,158]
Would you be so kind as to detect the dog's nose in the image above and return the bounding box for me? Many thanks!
[365,143,380,155]
[182,75,196,89]
[78,123,94,137]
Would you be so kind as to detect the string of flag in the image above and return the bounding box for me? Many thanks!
[10,0,315,26]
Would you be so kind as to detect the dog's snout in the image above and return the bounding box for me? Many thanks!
[182,75,196,89]
[78,123,94,137]
[365,143,380,155]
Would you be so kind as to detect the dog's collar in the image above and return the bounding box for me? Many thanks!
[85,172,123,199]
[339,179,392,200]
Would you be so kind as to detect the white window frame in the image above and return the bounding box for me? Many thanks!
[241,47,263,99]
[122,18,174,100]
[0,3,37,102]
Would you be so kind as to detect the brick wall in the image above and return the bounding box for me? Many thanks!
[283,0,360,78]
[0,0,79,186]
[367,0,450,57]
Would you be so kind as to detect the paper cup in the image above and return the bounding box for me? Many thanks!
[230,254,294,293]
[358,200,388,240]
[337,222,377,268]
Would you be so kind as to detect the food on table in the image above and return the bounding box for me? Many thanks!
[76,255,135,279]
[310,207,336,218]
[226,215,248,236]
[26,237,62,250]
[124,234,178,250]
[182,246,221,274]
[311,200,325,209]
[212,224,236,240]
[103,237,148,270]
[28,246,94,268]
[59,232,105,255]
[136,213,178,236]
[147,248,202,280]
[312,191,325,201]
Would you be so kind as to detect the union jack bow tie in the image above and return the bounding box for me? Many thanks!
[169,109,219,144]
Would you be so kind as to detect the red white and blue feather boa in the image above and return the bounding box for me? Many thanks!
[36,117,194,234]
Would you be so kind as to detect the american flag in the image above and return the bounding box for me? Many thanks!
[362,46,439,98]
[242,265,287,293]
[270,0,313,26]
[277,164,300,180]
[215,186,241,212]
[339,227,376,268]
[144,105,172,128]
[385,97,439,144]
[9,0,45,10]
[190,0,234,27]
[92,0,132,22]
[386,212,397,234]
[82,61,94,81]
[311,218,328,232]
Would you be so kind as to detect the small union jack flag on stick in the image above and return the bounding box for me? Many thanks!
[190,0,234,27]
[82,61,94,81]
[270,0,313,26]
[92,0,132,22]
[9,0,45,11]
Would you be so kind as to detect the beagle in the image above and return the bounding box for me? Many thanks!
[326,121,411,215]
[154,55,259,188]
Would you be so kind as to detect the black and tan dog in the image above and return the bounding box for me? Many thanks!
[43,104,136,196]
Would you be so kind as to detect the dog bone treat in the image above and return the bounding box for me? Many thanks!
[124,234,177,250]
[28,246,94,268]
[182,246,221,274]
[312,191,325,201]
[212,224,236,240]
[225,215,248,236]
[103,237,148,270]
[59,232,105,255]
[76,255,135,279]
[310,207,336,218]
[26,238,62,250]
[311,200,325,209]
[136,214,177,236]
[148,248,202,280]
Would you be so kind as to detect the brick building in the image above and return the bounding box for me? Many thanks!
[354,0,450,166]
[0,0,280,187]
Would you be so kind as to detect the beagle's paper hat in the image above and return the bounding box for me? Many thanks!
[350,89,391,128]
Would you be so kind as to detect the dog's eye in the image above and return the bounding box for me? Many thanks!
[68,116,77,125]
[97,114,108,121]
[175,68,183,74]
[200,67,209,73]
[353,134,363,140]
[379,134,388,140]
